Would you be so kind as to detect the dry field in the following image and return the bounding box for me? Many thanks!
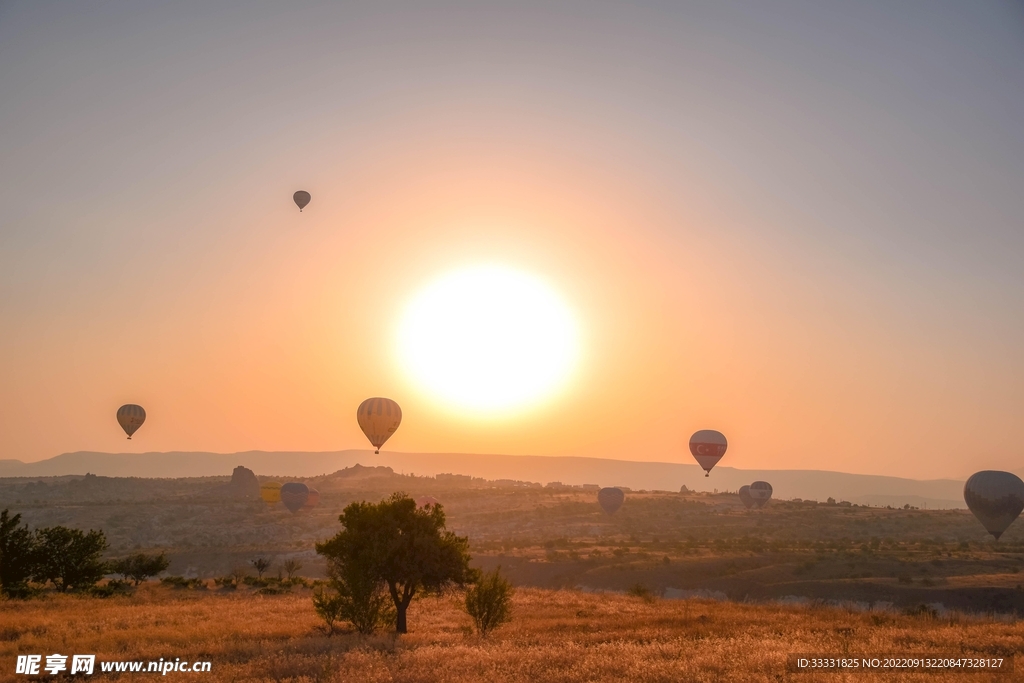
[2,585,1022,682]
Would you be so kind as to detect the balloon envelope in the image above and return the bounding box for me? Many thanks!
[964,471,1024,540]
[689,430,727,476]
[280,482,310,513]
[738,485,755,509]
[260,481,282,505]
[357,397,402,453]
[750,481,773,508]
[116,404,146,439]
[416,496,440,509]
[293,190,311,211]
[302,488,320,510]
[598,487,625,515]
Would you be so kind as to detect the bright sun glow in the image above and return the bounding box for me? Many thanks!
[398,265,580,414]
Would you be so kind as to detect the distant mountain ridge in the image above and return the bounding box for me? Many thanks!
[0,450,968,509]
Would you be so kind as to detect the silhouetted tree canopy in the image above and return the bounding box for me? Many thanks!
[0,509,36,597]
[316,492,475,633]
[109,552,170,586]
[33,526,108,592]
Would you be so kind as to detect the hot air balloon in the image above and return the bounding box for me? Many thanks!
[689,430,727,477]
[738,485,755,509]
[260,481,282,506]
[357,397,402,454]
[597,487,625,515]
[116,404,146,439]
[302,488,320,510]
[750,481,773,508]
[416,496,440,509]
[280,482,310,513]
[293,190,311,212]
[964,471,1024,540]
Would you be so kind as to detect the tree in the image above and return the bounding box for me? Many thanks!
[33,526,107,592]
[250,557,271,579]
[465,567,514,636]
[282,559,303,579]
[316,492,475,633]
[109,552,171,586]
[0,509,37,597]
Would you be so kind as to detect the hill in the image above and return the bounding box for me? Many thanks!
[0,450,968,509]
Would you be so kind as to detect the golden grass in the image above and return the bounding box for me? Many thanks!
[2,586,1022,682]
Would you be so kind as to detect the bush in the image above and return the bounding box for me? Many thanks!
[327,561,395,635]
[160,576,206,590]
[312,587,346,635]
[90,579,134,597]
[109,552,170,586]
[627,583,656,603]
[465,567,514,637]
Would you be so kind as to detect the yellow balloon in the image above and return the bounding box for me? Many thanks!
[260,481,282,505]
[357,397,402,454]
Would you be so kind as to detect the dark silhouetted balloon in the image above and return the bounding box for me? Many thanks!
[357,397,402,454]
[116,404,146,439]
[738,485,755,509]
[750,481,773,508]
[280,482,310,513]
[416,496,440,509]
[302,487,320,510]
[964,470,1024,540]
[689,430,727,477]
[598,487,625,515]
[293,191,311,211]
[260,481,282,505]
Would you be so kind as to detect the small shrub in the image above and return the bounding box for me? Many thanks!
[161,576,205,590]
[312,587,346,635]
[282,559,303,579]
[250,558,271,579]
[627,583,656,603]
[90,579,134,597]
[465,567,514,637]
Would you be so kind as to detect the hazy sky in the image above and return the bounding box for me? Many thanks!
[2,1,1022,479]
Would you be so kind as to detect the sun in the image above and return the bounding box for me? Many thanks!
[397,265,580,414]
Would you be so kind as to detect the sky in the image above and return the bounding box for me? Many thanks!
[1,1,1022,480]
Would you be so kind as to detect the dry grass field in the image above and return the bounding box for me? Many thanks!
[2,584,1022,682]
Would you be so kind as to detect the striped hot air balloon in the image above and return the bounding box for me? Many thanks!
[597,487,625,515]
[750,481,773,508]
[416,496,441,509]
[738,485,755,509]
[357,397,402,454]
[964,471,1024,540]
[116,404,146,439]
[689,430,727,477]
[280,483,310,513]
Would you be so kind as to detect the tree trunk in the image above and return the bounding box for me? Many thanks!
[396,604,408,634]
